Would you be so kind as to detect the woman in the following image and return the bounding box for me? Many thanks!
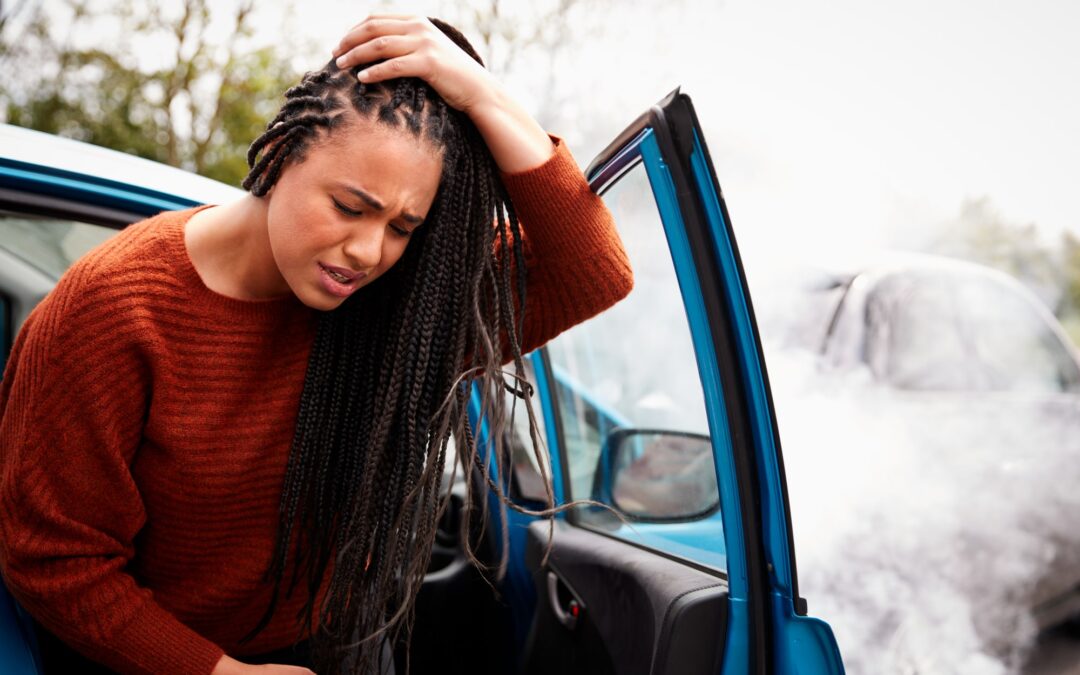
[0,15,633,675]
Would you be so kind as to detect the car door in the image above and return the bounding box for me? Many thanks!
[494,89,844,674]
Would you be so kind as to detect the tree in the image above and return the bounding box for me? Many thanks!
[929,197,1064,308]
[0,0,639,182]
[1057,232,1080,345]
[0,0,302,186]
[926,196,1080,346]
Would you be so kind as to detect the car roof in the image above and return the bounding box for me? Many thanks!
[0,123,244,205]
[850,250,1036,293]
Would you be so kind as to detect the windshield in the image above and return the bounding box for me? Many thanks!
[863,268,1080,393]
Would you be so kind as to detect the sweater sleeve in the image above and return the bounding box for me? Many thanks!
[0,270,226,675]
[491,133,634,367]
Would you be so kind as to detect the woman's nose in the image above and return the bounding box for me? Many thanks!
[341,223,384,270]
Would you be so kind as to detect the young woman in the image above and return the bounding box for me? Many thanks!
[0,15,633,675]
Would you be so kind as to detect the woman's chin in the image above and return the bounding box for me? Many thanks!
[299,291,347,312]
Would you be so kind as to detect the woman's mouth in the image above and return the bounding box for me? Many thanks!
[318,262,366,298]
[327,268,351,283]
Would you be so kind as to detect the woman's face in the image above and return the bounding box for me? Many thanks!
[264,116,444,311]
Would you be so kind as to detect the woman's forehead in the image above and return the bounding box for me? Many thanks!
[297,118,444,213]
[315,115,444,170]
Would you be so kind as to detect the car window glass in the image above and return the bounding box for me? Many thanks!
[502,357,552,503]
[0,213,118,281]
[543,162,725,571]
[867,269,1080,393]
[438,359,550,505]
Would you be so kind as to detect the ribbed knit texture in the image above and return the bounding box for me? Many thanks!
[0,135,632,674]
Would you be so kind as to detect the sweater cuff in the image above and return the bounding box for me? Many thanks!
[499,134,614,262]
[102,600,225,675]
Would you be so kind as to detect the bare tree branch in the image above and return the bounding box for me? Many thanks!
[193,0,254,172]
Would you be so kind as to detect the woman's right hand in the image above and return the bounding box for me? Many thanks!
[212,653,316,675]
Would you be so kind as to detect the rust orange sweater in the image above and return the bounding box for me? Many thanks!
[0,136,633,674]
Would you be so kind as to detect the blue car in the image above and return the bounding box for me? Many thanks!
[0,90,845,674]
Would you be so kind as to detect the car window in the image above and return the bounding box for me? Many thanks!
[435,357,551,506]
[504,357,552,503]
[0,213,118,281]
[866,269,1080,393]
[0,212,119,371]
[543,162,725,571]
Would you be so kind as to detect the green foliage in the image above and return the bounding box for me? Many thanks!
[198,46,299,184]
[0,0,301,187]
[928,196,1080,347]
[5,47,173,163]
[1058,232,1080,346]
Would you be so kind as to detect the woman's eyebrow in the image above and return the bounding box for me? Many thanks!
[340,184,424,225]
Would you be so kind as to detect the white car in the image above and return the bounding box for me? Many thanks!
[766,251,1080,671]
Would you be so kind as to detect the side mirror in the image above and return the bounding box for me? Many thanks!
[601,428,719,521]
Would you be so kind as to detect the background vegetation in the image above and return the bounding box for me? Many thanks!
[0,0,592,184]
[0,0,301,184]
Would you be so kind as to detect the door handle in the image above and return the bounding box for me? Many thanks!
[546,570,583,631]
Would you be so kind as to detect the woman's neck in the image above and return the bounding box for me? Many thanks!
[184,194,293,301]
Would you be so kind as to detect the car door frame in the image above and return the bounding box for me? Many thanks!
[508,87,844,673]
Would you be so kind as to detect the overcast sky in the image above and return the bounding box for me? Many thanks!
[258,0,1080,284]
[23,0,1080,285]
[680,0,1080,274]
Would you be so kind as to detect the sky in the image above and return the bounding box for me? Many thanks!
[679,0,1080,274]
[244,0,1080,292]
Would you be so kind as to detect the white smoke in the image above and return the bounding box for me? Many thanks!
[768,341,1080,673]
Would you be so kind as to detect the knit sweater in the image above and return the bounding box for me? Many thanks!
[0,135,633,675]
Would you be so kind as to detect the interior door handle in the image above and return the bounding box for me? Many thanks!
[546,570,583,631]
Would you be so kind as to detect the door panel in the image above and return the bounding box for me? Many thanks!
[522,521,727,675]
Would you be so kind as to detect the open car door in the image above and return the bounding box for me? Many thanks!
[507,89,845,674]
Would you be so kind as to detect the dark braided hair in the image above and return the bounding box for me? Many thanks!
[236,18,565,675]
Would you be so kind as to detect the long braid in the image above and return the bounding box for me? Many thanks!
[234,18,562,675]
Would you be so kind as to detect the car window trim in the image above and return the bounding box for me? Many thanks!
[0,157,201,226]
[0,188,137,230]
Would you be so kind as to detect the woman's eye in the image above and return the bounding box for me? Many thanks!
[332,198,362,217]
[333,198,410,238]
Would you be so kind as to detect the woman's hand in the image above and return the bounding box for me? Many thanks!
[331,14,555,174]
[331,14,497,116]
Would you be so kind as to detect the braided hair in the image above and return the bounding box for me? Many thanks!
[236,18,559,675]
